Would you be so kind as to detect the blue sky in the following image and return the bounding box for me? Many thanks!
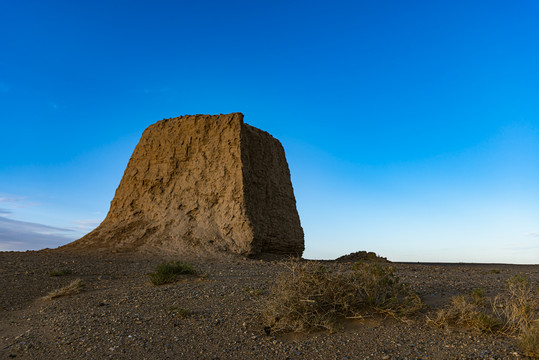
[1,0,538,263]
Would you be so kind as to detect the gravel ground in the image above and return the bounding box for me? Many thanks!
[0,250,537,359]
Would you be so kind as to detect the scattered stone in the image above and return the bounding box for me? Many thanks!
[0,250,536,359]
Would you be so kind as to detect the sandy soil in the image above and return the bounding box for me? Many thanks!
[0,250,537,359]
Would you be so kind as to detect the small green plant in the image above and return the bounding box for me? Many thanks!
[200,273,209,280]
[244,286,264,296]
[490,269,501,274]
[49,268,73,277]
[253,288,264,296]
[148,261,196,285]
[475,312,503,332]
[169,305,192,318]
[470,288,486,305]
[44,279,85,300]
[262,260,421,333]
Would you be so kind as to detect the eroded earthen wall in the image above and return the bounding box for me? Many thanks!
[241,124,304,255]
[67,113,304,256]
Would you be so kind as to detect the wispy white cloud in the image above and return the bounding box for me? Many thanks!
[0,216,75,251]
[0,194,100,250]
[0,241,28,251]
[0,195,26,203]
[0,208,11,217]
[72,218,102,231]
[0,216,72,235]
[0,194,40,209]
[524,232,539,237]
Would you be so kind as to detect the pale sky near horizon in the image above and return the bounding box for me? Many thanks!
[1,1,538,263]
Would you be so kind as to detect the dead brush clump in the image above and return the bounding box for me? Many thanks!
[431,275,538,357]
[262,261,421,333]
[495,276,538,334]
[430,294,502,333]
[518,321,539,358]
[44,279,85,300]
[498,276,539,357]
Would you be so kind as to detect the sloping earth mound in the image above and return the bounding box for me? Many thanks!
[336,251,389,263]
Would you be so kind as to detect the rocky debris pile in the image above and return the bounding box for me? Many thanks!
[65,113,304,257]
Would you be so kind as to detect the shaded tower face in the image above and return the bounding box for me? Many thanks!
[67,113,304,257]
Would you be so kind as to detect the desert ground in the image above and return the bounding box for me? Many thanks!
[0,249,537,359]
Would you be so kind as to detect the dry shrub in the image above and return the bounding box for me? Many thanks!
[44,279,85,300]
[431,275,538,357]
[348,261,422,316]
[518,321,539,357]
[495,276,538,334]
[498,276,539,357]
[431,295,501,333]
[262,261,421,333]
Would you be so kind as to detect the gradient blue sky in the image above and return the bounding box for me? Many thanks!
[1,0,538,263]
